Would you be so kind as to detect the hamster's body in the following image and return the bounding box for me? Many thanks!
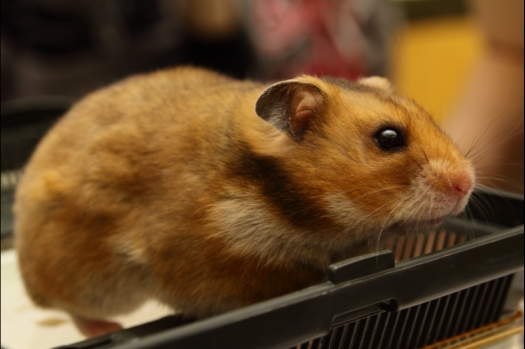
[14,67,474,337]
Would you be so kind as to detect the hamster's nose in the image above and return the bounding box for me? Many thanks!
[450,170,474,198]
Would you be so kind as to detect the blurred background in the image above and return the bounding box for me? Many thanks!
[2,0,523,195]
[0,0,488,117]
[1,0,523,348]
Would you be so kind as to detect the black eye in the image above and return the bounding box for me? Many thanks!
[374,128,406,151]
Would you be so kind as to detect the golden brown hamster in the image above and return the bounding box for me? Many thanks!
[14,67,475,337]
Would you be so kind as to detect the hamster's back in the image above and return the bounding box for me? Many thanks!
[13,67,266,318]
[15,66,259,207]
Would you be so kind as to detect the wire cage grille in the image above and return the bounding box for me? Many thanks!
[292,275,513,349]
[290,226,516,349]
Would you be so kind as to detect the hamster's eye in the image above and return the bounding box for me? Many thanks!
[374,128,406,151]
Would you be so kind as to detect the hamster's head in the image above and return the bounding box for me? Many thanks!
[255,75,475,243]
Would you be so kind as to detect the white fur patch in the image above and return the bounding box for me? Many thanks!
[323,193,366,229]
[322,192,397,254]
[207,192,386,268]
[207,197,336,268]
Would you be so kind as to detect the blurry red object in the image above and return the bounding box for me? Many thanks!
[249,0,368,80]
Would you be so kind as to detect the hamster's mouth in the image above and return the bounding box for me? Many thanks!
[394,216,445,230]
[417,217,445,227]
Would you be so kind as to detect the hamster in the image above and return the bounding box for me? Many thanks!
[14,67,475,337]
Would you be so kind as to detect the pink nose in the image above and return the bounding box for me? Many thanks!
[451,171,474,198]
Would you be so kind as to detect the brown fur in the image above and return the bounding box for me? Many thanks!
[14,67,474,334]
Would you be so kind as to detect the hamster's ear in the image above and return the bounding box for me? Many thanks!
[358,76,395,93]
[255,81,325,141]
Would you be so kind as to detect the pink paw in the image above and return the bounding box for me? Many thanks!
[71,314,123,337]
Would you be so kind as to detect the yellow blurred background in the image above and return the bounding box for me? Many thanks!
[391,15,485,124]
